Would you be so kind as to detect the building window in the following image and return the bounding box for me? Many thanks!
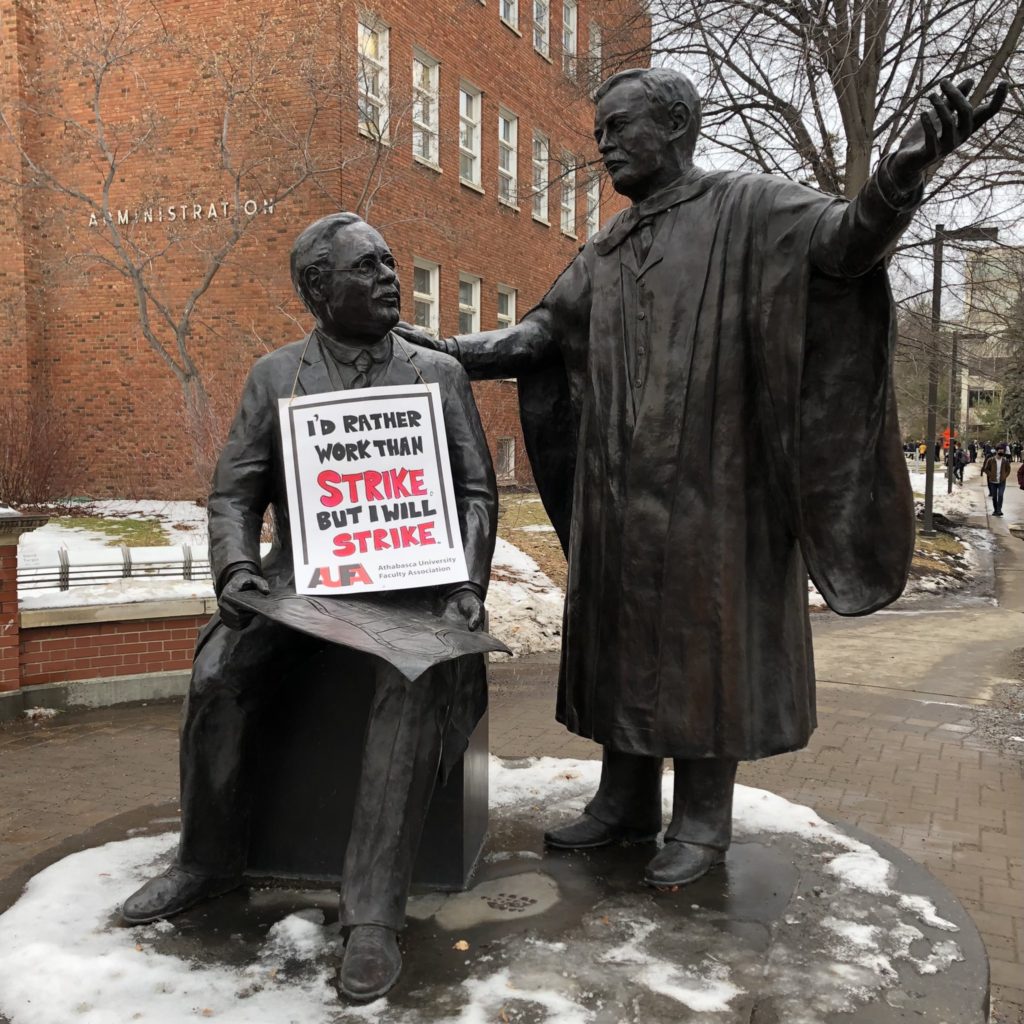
[585,175,600,238]
[560,155,576,236]
[497,285,517,328]
[496,437,516,480]
[413,259,439,336]
[587,21,602,91]
[458,274,481,333]
[562,0,577,77]
[357,19,389,140]
[532,131,549,222]
[498,110,518,206]
[500,0,518,30]
[411,52,439,166]
[533,0,549,56]
[459,84,482,187]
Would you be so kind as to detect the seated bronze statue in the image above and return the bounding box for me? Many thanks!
[120,212,498,1003]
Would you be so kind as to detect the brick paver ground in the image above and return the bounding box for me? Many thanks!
[1,467,1022,1020]
[2,658,1021,1020]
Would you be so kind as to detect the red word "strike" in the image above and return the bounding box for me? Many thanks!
[318,467,427,506]
[333,524,436,555]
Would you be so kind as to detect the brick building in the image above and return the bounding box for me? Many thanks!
[0,0,647,498]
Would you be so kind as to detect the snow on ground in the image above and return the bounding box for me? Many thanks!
[17,506,563,657]
[16,469,993,636]
[87,500,210,547]
[19,501,209,564]
[0,757,967,1024]
[486,537,564,658]
[19,579,214,611]
[907,467,985,519]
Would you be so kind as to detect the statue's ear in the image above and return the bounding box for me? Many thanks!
[666,100,693,141]
[302,265,325,305]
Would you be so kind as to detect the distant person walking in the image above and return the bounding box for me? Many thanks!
[954,445,968,484]
[968,441,977,463]
[982,444,1012,517]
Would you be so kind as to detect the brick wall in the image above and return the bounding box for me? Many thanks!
[18,616,205,688]
[473,380,536,488]
[0,542,19,693]
[0,0,645,499]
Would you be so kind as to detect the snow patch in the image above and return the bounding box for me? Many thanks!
[0,758,971,1024]
[639,961,743,1012]
[19,579,214,611]
[22,707,60,722]
[898,894,958,931]
[486,538,564,657]
[827,851,895,895]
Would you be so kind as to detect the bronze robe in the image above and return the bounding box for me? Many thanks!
[463,168,916,760]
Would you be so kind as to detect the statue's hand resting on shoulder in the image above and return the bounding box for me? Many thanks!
[393,321,450,352]
[888,77,1008,194]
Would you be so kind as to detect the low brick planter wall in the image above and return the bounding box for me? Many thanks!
[0,524,215,718]
[19,600,213,688]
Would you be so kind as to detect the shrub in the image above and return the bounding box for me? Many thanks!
[0,399,80,506]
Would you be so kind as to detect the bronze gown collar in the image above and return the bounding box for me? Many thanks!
[593,168,724,256]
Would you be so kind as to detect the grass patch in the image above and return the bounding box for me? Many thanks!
[51,515,170,547]
[497,492,566,589]
[911,528,966,578]
[496,492,968,593]
[915,530,963,558]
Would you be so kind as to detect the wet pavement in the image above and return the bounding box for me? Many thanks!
[0,791,990,1023]
[1,464,1023,1020]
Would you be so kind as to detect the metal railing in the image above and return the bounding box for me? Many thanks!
[17,544,213,592]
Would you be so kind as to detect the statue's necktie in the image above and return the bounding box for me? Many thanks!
[634,215,655,265]
[350,349,374,389]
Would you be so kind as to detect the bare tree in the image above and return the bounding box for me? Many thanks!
[590,0,1023,443]
[602,0,1022,198]
[0,0,409,443]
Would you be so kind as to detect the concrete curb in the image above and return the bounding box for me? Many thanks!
[0,670,189,722]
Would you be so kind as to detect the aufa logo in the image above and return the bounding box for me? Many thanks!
[307,564,373,588]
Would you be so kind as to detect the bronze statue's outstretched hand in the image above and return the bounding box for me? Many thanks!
[889,78,1008,192]
[393,321,449,353]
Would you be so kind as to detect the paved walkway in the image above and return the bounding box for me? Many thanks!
[1,464,1022,1021]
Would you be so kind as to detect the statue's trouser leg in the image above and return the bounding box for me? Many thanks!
[340,663,446,931]
[584,747,664,834]
[664,758,738,849]
[177,618,307,876]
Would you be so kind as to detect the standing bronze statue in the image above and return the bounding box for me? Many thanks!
[121,213,498,1002]
[400,69,1007,888]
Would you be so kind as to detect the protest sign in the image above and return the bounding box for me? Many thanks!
[279,384,469,595]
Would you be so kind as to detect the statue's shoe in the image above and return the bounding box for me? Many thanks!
[338,925,402,1002]
[544,812,659,850]
[643,840,725,888]
[120,865,242,925]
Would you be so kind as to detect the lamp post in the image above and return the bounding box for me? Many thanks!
[921,223,999,535]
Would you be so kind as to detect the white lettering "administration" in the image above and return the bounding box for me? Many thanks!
[88,198,275,228]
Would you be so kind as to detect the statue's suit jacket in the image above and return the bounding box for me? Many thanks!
[198,331,497,770]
